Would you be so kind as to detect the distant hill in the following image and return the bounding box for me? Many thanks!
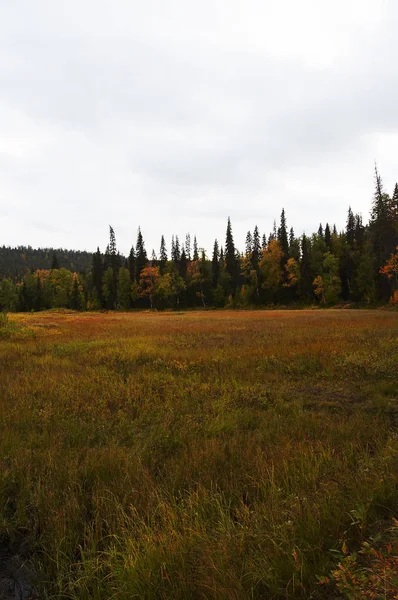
[0,246,94,280]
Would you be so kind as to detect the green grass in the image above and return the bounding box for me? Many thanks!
[1,310,398,598]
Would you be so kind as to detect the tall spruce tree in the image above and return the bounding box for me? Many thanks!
[128,246,136,282]
[159,235,167,273]
[211,239,220,288]
[354,214,365,248]
[185,233,191,261]
[225,217,237,293]
[70,275,81,310]
[245,231,252,255]
[91,247,103,305]
[108,225,120,305]
[179,247,187,279]
[289,227,300,262]
[135,227,147,282]
[193,236,199,261]
[252,226,261,269]
[325,223,331,249]
[369,165,395,299]
[277,209,289,259]
[300,234,313,300]
[346,207,355,247]
[172,235,181,263]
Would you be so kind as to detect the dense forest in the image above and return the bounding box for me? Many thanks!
[1,168,397,312]
[0,247,94,280]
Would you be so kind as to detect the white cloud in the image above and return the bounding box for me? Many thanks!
[0,0,397,255]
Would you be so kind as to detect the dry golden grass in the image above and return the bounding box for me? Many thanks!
[1,309,398,599]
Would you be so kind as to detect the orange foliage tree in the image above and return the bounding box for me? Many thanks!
[138,266,160,308]
[380,245,398,303]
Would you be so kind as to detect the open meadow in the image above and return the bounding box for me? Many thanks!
[1,309,398,599]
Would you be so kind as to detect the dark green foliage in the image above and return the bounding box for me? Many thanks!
[369,165,397,300]
[277,208,289,259]
[179,247,188,279]
[185,233,191,261]
[91,247,103,305]
[289,227,300,262]
[193,236,199,261]
[211,239,220,288]
[300,235,313,300]
[346,207,355,247]
[51,251,59,270]
[135,227,147,282]
[252,226,261,270]
[69,276,81,310]
[245,231,252,255]
[159,235,167,273]
[324,223,331,249]
[171,235,181,264]
[3,168,398,310]
[0,246,93,280]
[128,246,136,282]
[35,275,42,312]
[225,217,238,294]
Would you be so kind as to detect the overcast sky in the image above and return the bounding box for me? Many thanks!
[1,0,398,256]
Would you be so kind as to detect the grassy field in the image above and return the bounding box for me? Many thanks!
[1,309,398,599]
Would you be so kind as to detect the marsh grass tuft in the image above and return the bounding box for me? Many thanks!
[1,310,398,598]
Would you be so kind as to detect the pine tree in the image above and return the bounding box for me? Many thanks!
[91,247,103,306]
[212,239,220,288]
[179,247,188,279]
[185,233,191,261]
[390,184,398,248]
[318,223,324,238]
[159,235,167,274]
[245,231,252,255]
[128,246,136,282]
[225,217,237,293]
[346,207,355,247]
[289,227,300,261]
[252,226,261,270]
[118,267,132,309]
[391,184,398,218]
[369,165,395,299]
[289,227,295,251]
[269,220,277,243]
[193,236,199,261]
[135,227,147,282]
[354,214,365,248]
[325,223,331,249]
[109,226,117,258]
[108,225,120,305]
[174,236,181,263]
[171,235,175,262]
[70,275,81,310]
[160,236,167,262]
[262,234,267,249]
[300,235,312,301]
[277,209,289,259]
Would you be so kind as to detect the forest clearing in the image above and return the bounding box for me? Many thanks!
[1,309,398,599]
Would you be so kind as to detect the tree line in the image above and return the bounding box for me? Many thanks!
[1,167,397,312]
